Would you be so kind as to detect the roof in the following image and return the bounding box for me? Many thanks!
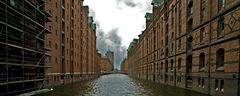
[127,39,139,52]
[151,0,164,6]
[145,13,152,21]
[88,16,96,31]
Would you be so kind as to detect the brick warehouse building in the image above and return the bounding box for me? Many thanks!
[45,0,99,87]
[121,58,129,73]
[0,0,51,95]
[0,0,100,95]
[100,57,112,73]
[125,0,240,96]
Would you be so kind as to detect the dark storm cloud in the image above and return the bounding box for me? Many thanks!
[115,0,142,8]
[96,28,127,69]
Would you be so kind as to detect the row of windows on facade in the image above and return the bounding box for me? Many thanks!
[160,17,225,51]
[158,75,224,92]
[197,78,225,92]
[55,0,75,8]
[189,0,225,22]
[160,0,225,49]
[151,17,224,58]
[152,48,225,72]
[157,0,225,36]
[163,17,225,54]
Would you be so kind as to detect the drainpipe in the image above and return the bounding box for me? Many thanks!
[207,0,212,95]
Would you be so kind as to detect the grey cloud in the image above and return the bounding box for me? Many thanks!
[115,0,142,8]
[124,1,137,7]
[96,28,127,69]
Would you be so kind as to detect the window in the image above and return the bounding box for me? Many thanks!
[178,58,181,70]
[49,41,51,48]
[188,1,193,17]
[56,2,58,8]
[166,24,169,34]
[62,9,65,19]
[216,48,224,70]
[170,59,173,71]
[165,61,168,72]
[188,19,193,32]
[218,0,225,11]
[71,0,74,7]
[199,53,205,71]
[55,30,58,36]
[166,48,169,57]
[161,62,163,71]
[55,43,57,49]
[171,8,174,27]
[161,40,163,46]
[62,21,65,31]
[171,43,174,52]
[49,25,52,31]
[220,80,224,91]
[55,57,57,63]
[188,37,193,49]
[71,9,74,17]
[166,36,169,46]
[55,16,58,22]
[200,0,206,23]
[198,78,201,87]
[62,0,65,7]
[215,80,219,90]
[201,78,205,88]
[200,28,205,44]
[178,39,181,50]
[178,3,182,36]
[218,18,224,37]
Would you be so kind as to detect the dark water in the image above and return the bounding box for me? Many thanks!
[37,74,207,96]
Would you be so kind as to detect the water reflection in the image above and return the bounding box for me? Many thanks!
[135,78,207,96]
[87,74,148,96]
[37,74,207,96]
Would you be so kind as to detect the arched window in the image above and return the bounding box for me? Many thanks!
[216,48,224,70]
[199,53,205,71]
[170,59,174,71]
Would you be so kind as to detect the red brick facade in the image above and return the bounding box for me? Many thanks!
[45,0,100,86]
[126,0,240,96]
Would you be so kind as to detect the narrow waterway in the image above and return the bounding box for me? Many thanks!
[37,74,207,96]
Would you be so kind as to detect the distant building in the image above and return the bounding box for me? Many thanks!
[100,58,112,73]
[121,58,129,73]
[95,51,102,75]
[105,50,114,70]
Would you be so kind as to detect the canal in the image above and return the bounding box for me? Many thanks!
[37,74,207,96]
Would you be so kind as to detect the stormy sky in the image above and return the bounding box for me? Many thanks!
[84,0,152,69]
